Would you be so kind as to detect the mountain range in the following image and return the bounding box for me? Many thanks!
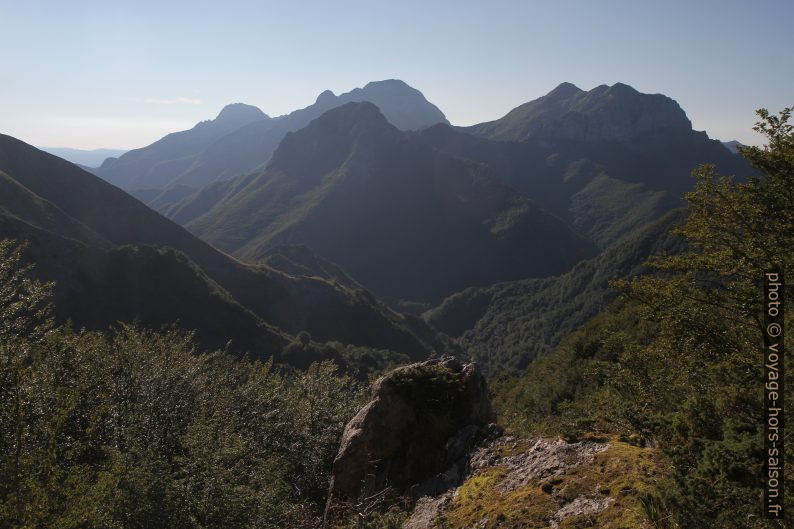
[38,146,128,167]
[464,82,691,142]
[0,133,448,363]
[2,79,756,372]
[153,82,750,307]
[421,82,751,247]
[91,80,448,202]
[168,102,597,305]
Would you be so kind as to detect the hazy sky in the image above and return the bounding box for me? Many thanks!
[1,0,792,149]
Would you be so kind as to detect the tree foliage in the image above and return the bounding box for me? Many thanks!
[0,242,365,528]
[616,108,794,528]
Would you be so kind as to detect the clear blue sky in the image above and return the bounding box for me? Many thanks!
[1,0,791,149]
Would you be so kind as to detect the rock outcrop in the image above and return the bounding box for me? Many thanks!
[324,357,497,525]
[402,435,666,529]
[323,358,668,528]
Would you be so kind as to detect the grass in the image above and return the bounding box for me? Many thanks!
[434,438,668,529]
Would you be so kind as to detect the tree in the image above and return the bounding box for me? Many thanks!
[619,108,793,528]
[0,238,366,528]
[0,240,54,525]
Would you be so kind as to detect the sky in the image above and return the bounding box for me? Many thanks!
[0,0,792,150]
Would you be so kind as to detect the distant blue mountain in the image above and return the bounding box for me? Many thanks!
[38,147,128,167]
[92,80,448,194]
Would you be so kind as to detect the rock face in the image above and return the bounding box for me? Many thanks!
[324,357,496,524]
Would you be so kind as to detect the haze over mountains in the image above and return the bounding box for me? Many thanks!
[464,82,692,142]
[93,102,270,191]
[0,79,755,369]
[174,102,596,305]
[38,147,128,167]
[421,82,751,247]
[147,81,748,307]
[91,79,448,202]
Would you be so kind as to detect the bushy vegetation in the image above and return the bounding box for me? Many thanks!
[493,108,794,527]
[0,239,366,528]
[435,439,667,529]
[426,209,684,374]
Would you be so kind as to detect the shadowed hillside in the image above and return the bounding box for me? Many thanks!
[420,83,752,248]
[425,209,686,372]
[173,102,595,306]
[0,133,449,361]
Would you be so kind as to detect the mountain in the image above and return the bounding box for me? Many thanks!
[92,103,269,190]
[92,80,448,196]
[465,82,691,142]
[419,83,752,247]
[424,209,686,373]
[721,139,743,153]
[332,79,448,130]
[174,102,595,306]
[38,147,128,167]
[0,133,449,362]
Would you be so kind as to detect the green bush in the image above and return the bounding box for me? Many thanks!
[0,240,366,528]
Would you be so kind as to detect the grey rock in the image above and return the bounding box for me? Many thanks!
[324,357,494,525]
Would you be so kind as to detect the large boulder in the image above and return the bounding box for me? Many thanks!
[325,357,496,524]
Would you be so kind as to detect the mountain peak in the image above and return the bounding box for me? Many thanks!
[307,101,392,137]
[268,102,394,175]
[215,103,268,123]
[548,82,583,98]
[316,89,336,105]
[605,82,639,96]
[468,82,692,142]
[340,80,448,130]
[362,79,412,91]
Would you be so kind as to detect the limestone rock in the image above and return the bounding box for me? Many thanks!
[325,357,495,524]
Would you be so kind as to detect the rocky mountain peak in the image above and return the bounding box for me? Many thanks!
[315,89,337,105]
[547,81,583,99]
[214,102,268,124]
[340,79,449,130]
[468,82,693,142]
[315,99,389,126]
[270,101,394,166]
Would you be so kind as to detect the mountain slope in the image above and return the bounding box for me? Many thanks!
[94,80,448,195]
[179,102,595,305]
[419,83,752,247]
[93,103,269,190]
[424,209,685,373]
[0,133,448,360]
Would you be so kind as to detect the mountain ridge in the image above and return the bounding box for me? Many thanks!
[92,79,448,195]
[176,102,596,305]
[419,83,752,248]
[93,102,270,190]
[464,82,692,142]
[0,133,450,361]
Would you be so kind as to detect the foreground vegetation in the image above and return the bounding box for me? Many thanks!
[438,438,666,529]
[0,239,366,528]
[494,108,794,527]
